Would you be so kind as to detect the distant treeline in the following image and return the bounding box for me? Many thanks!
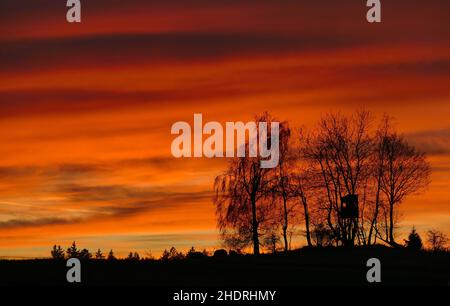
[50,242,239,260]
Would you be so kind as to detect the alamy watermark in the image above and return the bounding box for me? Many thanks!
[66,258,81,283]
[65,1,381,24]
[366,258,381,283]
[171,113,280,168]
[66,0,81,23]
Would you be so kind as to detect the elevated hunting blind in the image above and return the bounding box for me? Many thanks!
[340,194,359,219]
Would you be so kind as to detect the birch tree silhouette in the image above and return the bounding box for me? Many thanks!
[214,113,277,255]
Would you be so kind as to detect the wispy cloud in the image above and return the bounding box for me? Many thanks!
[0,217,82,230]
[406,128,450,156]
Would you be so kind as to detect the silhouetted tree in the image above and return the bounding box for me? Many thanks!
[51,245,65,260]
[160,247,184,260]
[404,227,423,250]
[79,248,92,260]
[126,252,140,261]
[187,246,196,256]
[160,249,170,260]
[380,134,430,246]
[95,249,104,259]
[368,115,390,245]
[426,229,448,252]
[210,110,432,251]
[187,247,205,259]
[143,250,155,260]
[263,232,280,254]
[294,131,315,247]
[303,111,373,246]
[66,241,80,258]
[214,113,277,255]
[298,111,431,248]
[107,249,116,260]
[169,247,184,259]
[311,223,334,247]
[270,121,298,251]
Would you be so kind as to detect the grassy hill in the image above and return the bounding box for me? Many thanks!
[0,246,448,286]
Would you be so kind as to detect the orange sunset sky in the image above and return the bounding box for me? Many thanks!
[0,0,449,258]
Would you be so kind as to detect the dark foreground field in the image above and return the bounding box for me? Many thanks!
[0,246,449,286]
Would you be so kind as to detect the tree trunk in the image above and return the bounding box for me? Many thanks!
[368,180,381,245]
[282,196,289,252]
[301,195,312,247]
[389,200,395,245]
[251,197,260,255]
[282,226,288,252]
